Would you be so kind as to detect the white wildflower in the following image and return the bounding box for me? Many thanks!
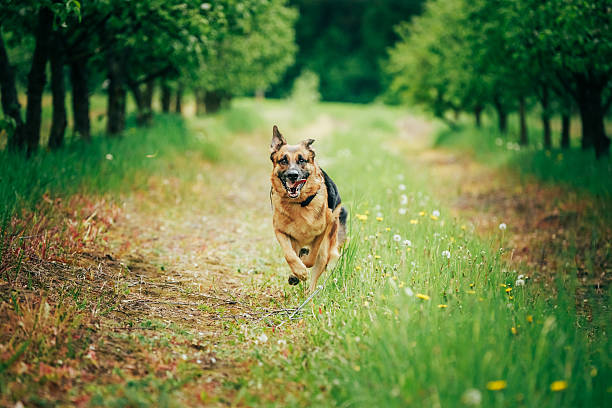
[461,388,482,406]
[499,223,507,230]
[398,184,406,191]
[377,212,383,218]
[432,210,440,217]
[403,239,412,247]
[515,279,525,286]
[257,333,268,343]
[404,287,414,296]
[442,250,451,259]
[400,194,408,205]
[277,339,287,346]
[105,153,114,160]
[393,234,402,242]
[398,208,407,215]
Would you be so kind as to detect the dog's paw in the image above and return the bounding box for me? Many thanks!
[288,275,300,285]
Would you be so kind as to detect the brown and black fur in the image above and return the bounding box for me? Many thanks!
[270,125,347,291]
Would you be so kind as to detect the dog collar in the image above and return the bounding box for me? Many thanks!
[300,192,317,207]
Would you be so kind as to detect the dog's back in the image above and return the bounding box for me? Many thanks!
[321,169,347,246]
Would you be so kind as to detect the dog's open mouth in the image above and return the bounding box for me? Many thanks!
[285,179,307,198]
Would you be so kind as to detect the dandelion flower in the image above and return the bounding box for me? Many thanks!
[376,216,383,222]
[393,234,401,242]
[356,214,368,222]
[515,278,525,286]
[442,250,451,259]
[374,255,381,259]
[419,211,426,216]
[467,290,476,294]
[550,380,568,392]
[486,380,507,391]
[105,153,114,160]
[432,210,440,217]
[386,227,391,231]
[403,239,412,247]
[499,223,507,230]
[438,304,448,308]
[505,287,512,293]
[430,215,439,220]
[400,194,408,205]
[398,208,407,215]
[416,293,430,300]
[527,315,533,323]
[398,184,406,191]
[410,219,418,224]
[511,327,518,335]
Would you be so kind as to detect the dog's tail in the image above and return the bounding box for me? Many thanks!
[338,206,348,246]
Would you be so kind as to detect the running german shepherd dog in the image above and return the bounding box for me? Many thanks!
[269,125,347,292]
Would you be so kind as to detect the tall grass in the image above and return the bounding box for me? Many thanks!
[434,124,612,197]
[0,101,265,221]
[248,104,610,407]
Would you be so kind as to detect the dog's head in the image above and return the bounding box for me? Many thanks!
[270,125,317,199]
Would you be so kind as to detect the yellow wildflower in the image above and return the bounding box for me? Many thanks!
[416,293,430,300]
[374,255,381,259]
[486,380,507,391]
[385,227,391,231]
[511,327,518,335]
[406,247,411,252]
[353,365,361,372]
[506,287,512,293]
[365,210,370,215]
[355,265,362,271]
[356,214,368,222]
[500,283,507,287]
[430,215,439,220]
[550,381,568,392]
[410,219,418,224]
[419,211,426,216]
[467,290,476,294]
[376,216,383,222]
[469,283,475,288]
[398,281,405,288]
[527,315,533,323]
[461,225,467,230]
[438,304,448,308]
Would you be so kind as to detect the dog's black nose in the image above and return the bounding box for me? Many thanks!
[286,170,299,182]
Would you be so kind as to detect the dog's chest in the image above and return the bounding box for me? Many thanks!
[274,201,328,244]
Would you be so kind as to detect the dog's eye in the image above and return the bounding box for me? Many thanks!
[278,157,288,165]
[298,156,307,164]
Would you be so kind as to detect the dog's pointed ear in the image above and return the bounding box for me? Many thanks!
[302,138,315,159]
[271,125,287,154]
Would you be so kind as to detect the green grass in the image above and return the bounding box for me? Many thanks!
[434,123,612,197]
[0,99,264,220]
[243,103,610,407]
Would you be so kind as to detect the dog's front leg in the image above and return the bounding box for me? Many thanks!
[274,230,308,284]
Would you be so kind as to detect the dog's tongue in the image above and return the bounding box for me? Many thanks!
[288,179,306,189]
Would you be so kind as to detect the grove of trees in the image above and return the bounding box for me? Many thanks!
[0,0,296,156]
[386,0,612,158]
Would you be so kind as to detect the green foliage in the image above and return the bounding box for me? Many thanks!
[268,0,425,103]
[290,69,320,106]
[193,0,297,95]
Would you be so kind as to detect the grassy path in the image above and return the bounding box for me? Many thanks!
[1,101,609,407]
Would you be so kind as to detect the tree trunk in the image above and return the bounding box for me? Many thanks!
[48,33,67,150]
[107,58,126,135]
[142,79,154,123]
[576,78,609,158]
[195,89,206,116]
[561,113,570,149]
[474,105,483,128]
[204,90,225,114]
[24,7,53,156]
[70,58,91,141]
[174,86,182,114]
[0,29,25,151]
[493,98,507,134]
[161,83,171,113]
[541,87,551,149]
[519,96,528,146]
